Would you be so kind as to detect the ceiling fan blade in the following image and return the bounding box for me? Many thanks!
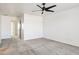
[46,10,54,12]
[46,5,56,9]
[37,5,42,9]
[32,10,41,12]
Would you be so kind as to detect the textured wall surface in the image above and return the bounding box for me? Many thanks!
[24,14,43,40]
[44,7,79,47]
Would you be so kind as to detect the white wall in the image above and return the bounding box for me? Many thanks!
[0,18,1,42]
[44,7,79,47]
[1,15,12,39]
[24,14,43,40]
[0,15,17,39]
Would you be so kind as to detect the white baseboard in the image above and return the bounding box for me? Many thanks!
[44,36,79,47]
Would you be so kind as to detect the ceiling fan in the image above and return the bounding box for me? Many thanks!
[32,3,56,14]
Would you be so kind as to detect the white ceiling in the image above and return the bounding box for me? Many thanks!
[0,3,79,16]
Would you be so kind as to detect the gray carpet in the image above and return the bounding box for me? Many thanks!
[0,38,79,55]
[26,38,79,55]
[0,39,34,55]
